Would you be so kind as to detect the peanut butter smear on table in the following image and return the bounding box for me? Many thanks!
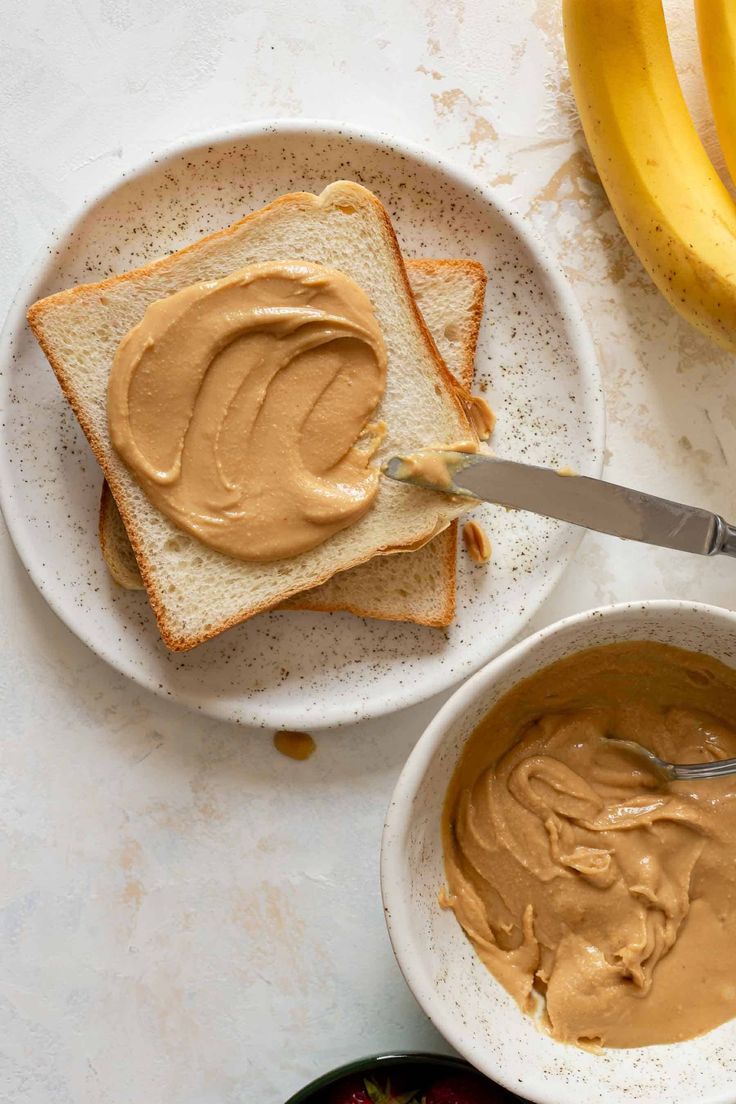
[274,731,316,761]
[107,261,387,561]
[442,641,736,1049]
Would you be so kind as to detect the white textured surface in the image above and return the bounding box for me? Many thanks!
[1,1,735,1101]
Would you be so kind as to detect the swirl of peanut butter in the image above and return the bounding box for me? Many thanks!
[107,261,387,561]
[443,641,736,1049]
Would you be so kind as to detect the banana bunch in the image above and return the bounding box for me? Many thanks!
[563,0,736,351]
[696,0,736,185]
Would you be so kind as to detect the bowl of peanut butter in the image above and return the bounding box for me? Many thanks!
[381,600,736,1104]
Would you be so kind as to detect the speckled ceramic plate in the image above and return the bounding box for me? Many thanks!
[0,121,604,729]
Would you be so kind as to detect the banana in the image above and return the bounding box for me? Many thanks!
[563,0,736,351]
[696,0,736,188]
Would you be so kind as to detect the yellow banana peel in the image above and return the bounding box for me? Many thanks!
[563,0,736,351]
[696,0,736,189]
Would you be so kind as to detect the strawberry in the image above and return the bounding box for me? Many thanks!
[424,1073,501,1104]
[327,1075,419,1104]
[326,1075,371,1104]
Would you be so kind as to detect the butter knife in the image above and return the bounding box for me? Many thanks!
[384,451,736,558]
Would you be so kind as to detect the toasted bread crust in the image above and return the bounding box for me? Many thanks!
[284,524,458,626]
[101,473,458,626]
[29,183,477,650]
[99,481,144,590]
[407,258,486,390]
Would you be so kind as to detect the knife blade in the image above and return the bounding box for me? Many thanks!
[384,451,736,558]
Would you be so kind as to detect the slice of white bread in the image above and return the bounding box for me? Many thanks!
[282,258,486,624]
[27,182,475,651]
[98,258,488,626]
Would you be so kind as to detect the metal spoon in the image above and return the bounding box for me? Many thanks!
[607,737,736,782]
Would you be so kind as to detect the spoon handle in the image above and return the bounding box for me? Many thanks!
[672,757,736,780]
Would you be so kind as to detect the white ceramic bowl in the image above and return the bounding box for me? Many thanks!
[381,600,736,1104]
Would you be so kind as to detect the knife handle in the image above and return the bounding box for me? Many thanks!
[714,516,736,558]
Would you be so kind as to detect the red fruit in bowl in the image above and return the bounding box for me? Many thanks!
[425,1073,500,1104]
[327,1075,419,1104]
[326,1075,371,1104]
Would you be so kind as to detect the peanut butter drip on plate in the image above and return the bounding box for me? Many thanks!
[108,261,387,561]
[465,394,495,440]
[442,641,736,1049]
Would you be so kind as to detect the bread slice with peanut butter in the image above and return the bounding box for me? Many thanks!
[28,182,478,650]
[99,257,488,626]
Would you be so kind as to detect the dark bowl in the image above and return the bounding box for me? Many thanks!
[283,1051,524,1103]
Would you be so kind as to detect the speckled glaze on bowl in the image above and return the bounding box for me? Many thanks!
[0,120,604,729]
[381,601,736,1104]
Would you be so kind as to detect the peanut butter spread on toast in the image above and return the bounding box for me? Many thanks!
[108,261,387,561]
